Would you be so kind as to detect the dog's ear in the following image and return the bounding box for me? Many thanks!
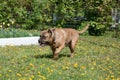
[48,28,55,37]
[48,28,55,34]
[48,29,52,34]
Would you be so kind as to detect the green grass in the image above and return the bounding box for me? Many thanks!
[0,35,120,80]
[0,28,39,38]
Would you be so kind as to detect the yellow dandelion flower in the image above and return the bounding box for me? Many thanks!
[25,74,29,76]
[13,66,17,68]
[18,78,26,80]
[73,63,78,68]
[29,78,33,80]
[6,74,10,78]
[39,75,46,80]
[67,63,71,66]
[58,72,62,75]
[105,77,109,80]
[47,67,50,72]
[62,65,69,70]
[109,66,112,68]
[91,67,94,70]
[80,66,85,69]
[100,76,103,80]
[40,64,45,68]
[17,73,22,77]
[29,63,34,67]
[51,65,55,67]
[0,74,2,77]
[42,76,46,80]
[62,66,65,70]
[81,73,85,77]
[27,70,31,72]
[106,57,110,61]
[93,62,96,66]
[8,69,12,72]
[37,71,41,75]
[112,44,115,47]
[31,75,34,79]
[23,55,27,58]
[65,66,69,70]
[111,60,116,63]
[110,75,114,79]
[47,67,53,73]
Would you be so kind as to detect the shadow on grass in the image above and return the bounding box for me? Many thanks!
[34,53,70,59]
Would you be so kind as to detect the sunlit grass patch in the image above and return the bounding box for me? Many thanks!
[0,35,120,80]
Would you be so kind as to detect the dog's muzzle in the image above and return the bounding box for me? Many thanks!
[38,39,48,47]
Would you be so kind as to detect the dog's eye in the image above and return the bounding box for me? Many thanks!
[42,36,47,39]
[40,35,45,39]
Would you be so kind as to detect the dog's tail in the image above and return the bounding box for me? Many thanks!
[78,24,89,34]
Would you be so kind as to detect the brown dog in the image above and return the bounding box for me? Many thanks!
[38,25,89,59]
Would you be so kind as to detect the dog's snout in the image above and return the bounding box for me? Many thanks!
[38,39,40,43]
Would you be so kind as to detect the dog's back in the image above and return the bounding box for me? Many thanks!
[53,28,79,46]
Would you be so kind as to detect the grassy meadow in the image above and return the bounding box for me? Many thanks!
[0,34,120,80]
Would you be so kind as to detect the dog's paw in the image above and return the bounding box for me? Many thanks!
[70,54,74,58]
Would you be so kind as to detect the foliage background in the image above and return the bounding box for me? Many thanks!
[0,0,120,35]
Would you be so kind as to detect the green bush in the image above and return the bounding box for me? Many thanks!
[0,0,117,35]
[88,21,106,36]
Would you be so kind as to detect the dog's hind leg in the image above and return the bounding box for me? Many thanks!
[69,37,78,58]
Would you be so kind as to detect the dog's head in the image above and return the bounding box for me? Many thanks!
[38,28,55,47]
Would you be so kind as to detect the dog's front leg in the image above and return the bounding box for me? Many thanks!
[52,44,65,59]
